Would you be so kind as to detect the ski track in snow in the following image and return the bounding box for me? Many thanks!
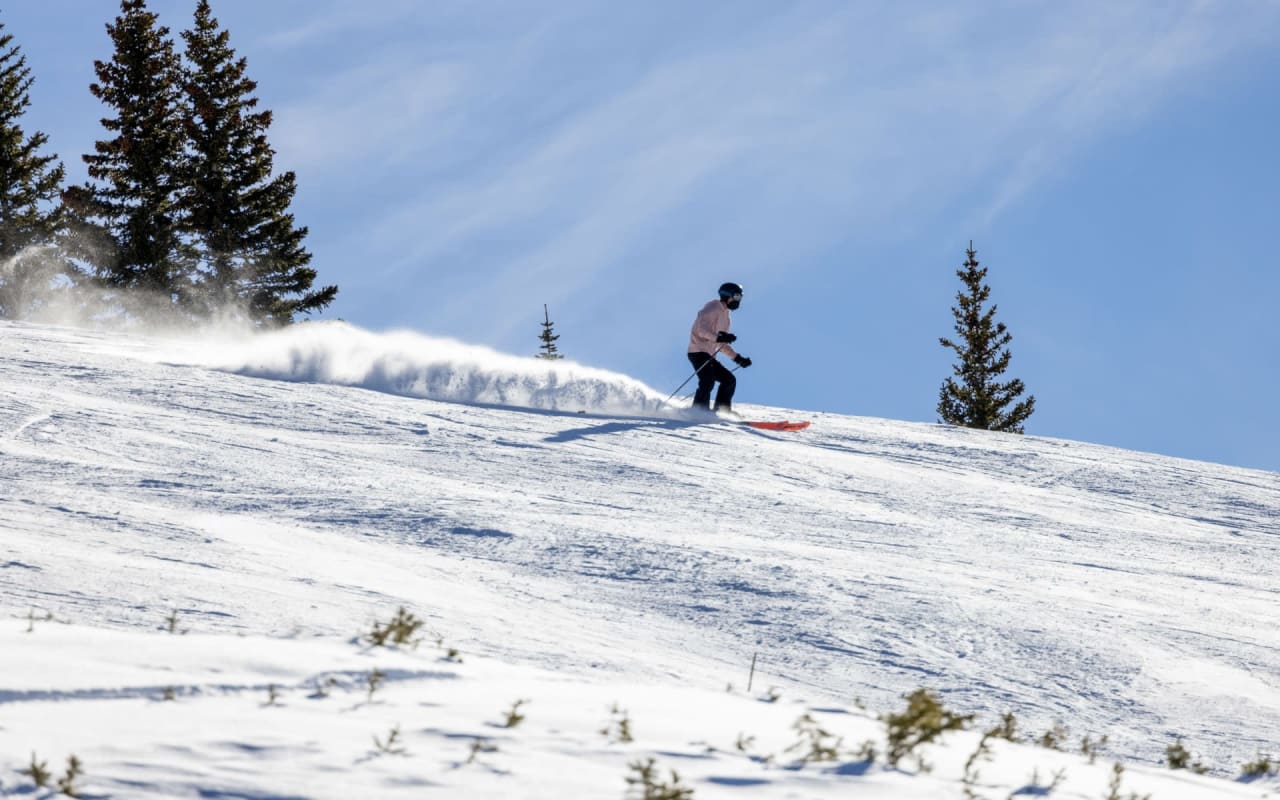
[2,320,1279,796]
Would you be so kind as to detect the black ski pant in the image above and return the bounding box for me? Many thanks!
[687,352,736,410]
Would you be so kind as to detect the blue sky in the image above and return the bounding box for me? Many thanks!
[6,1,1279,472]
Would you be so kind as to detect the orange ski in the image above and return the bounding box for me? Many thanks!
[744,420,811,431]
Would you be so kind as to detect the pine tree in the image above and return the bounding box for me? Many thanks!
[63,0,189,302]
[536,304,563,359]
[937,242,1035,433]
[179,0,335,324]
[0,19,72,319]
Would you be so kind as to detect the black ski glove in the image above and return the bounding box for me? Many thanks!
[734,355,752,368]
[716,331,737,343]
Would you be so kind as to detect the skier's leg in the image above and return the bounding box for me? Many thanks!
[687,353,714,409]
[711,360,737,411]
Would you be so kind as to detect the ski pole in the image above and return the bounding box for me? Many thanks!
[678,363,743,402]
[660,345,724,407]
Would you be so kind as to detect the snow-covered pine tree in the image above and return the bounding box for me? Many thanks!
[0,19,74,319]
[937,242,1035,433]
[179,0,335,325]
[64,0,190,303]
[536,304,563,359]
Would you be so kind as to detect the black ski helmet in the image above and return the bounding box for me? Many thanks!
[718,282,743,309]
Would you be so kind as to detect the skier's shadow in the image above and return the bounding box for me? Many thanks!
[543,418,698,443]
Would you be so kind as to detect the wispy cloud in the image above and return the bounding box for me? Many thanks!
[255,1,1280,346]
[272,55,468,171]
[255,0,427,50]
[958,2,1280,224]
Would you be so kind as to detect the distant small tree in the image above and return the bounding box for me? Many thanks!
[0,20,74,319]
[937,242,1035,433]
[536,303,563,359]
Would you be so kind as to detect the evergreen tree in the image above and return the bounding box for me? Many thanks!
[179,0,334,324]
[937,242,1035,433]
[0,19,72,319]
[536,304,563,359]
[64,0,188,301]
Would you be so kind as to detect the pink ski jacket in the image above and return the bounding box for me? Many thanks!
[688,299,739,361]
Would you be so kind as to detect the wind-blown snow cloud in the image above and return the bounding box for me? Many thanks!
[167,321,668,416]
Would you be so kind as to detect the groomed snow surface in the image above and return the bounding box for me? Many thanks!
[2,320,1278,800]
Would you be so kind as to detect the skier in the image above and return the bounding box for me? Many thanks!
[687,282,752,414]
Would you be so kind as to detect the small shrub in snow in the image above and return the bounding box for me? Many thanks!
[625,757,694,800]
[309,675,339,699]
[1104,762,1151,800]
[855,739,878,764]
[1080,733,1108,765]
[501,699,528,729]
[262,683,283,707]
[1164,737,1209,774]
[1037,720,1070,751]
[19,752,51,787]
[373,724,407,755]
[882,688,974,768]
[785,713,842,764]
[163,608,187,634]
[366,606,425,647]
[56,754,84,798]
[24,608,54,633]
[961,730,995,797]
[734,733,755,753]
[465,737,498,765]
[1013,767,1066,796]
[601,703,634,744]
[1240,753,1277,780]
[366,668,386,701]
[985,711,1021,742]
[162,686,177,702]
[759,686,781,704]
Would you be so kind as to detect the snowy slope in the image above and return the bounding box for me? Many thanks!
[2,319,1278,799]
